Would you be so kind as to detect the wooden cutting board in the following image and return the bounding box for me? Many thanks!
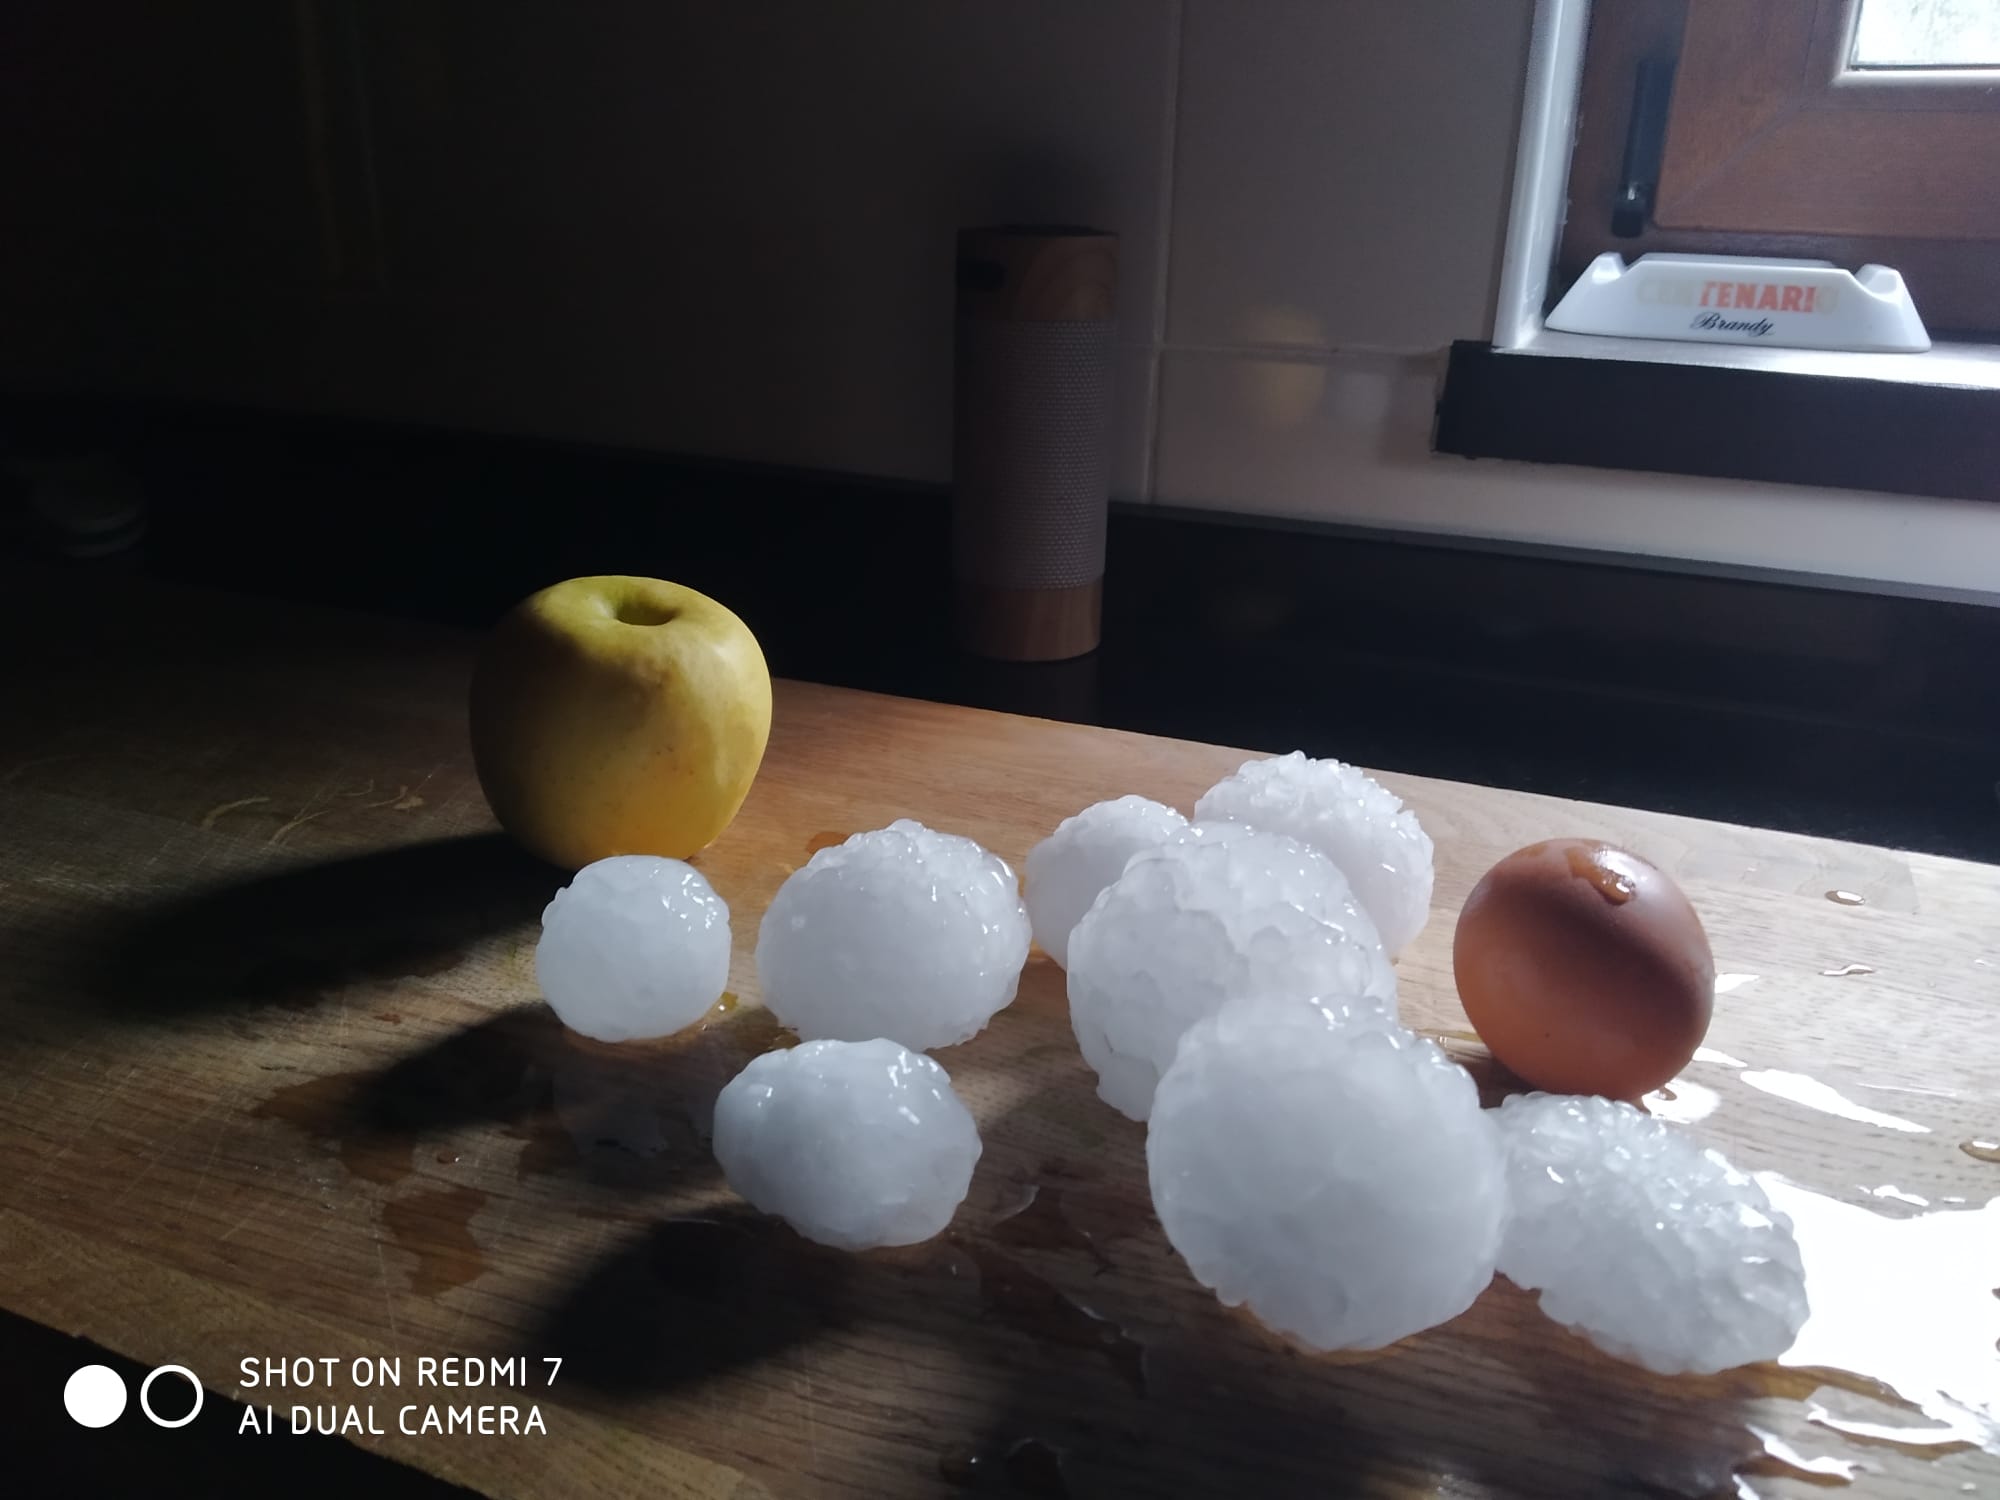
[1,569,1995,1498]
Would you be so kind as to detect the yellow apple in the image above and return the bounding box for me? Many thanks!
[469,575,772,868]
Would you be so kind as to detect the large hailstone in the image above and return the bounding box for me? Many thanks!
[712,1038,982,1250]
[1024,796,1189,969]
[1067,827,1394,1120]
[535,855,731,1042]
[1494,1093,1808,1375]
[1195,752,1435,957]
[756,819,1030,1050]
[1148,995,1506,1350]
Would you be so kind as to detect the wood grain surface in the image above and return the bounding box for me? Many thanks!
[1,568,1996,1498]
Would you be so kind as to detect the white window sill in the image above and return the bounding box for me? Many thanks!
[1506,330,2000,391]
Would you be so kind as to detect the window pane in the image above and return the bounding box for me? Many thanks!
[1851,0,2000,66]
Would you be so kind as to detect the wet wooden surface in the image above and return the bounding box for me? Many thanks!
[1,569,1996,1498]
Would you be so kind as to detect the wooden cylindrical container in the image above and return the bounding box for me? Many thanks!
[952,225,1118,661]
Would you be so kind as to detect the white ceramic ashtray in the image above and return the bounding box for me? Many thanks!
[1547,253,1930,353]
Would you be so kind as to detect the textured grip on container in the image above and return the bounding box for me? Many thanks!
[952,318,1113,591]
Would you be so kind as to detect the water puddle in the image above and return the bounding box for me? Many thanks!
[1865,1185,1929,1209]
[254,1000,791,1201]
[250,1071,413,1185]
[1643,1079,1722,1125]
[1737,1425,1859,1487]
[1765,1176,2000,1457]
[991,1184,1114,1273]
[381,1184,489,1296]
[1807,1400,1977,1459]
[1851,1080,1958,1100]
[1740,1072,1929,1134]
[958,1239,1147,1397]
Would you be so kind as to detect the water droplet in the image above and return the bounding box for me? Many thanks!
[1714,973,1761,994]
[1564,843,1637,904]
[804,830,848,858]
[1962,1141,2000,1165]
[938,1438,1071,1495]
[1821,963,1877,978]
[1694,1046,1749,1069]
[435,1151,460,1165]
[1826,890,1867,906]
[1643,1079,1722,1124]
[703,990,741,1023]
[938,1449,984,1485]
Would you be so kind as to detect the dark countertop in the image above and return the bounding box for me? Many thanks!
[6,394,1997,864]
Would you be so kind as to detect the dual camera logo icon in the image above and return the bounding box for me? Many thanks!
[64,1363,204,1429]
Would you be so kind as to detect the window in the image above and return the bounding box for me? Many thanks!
[1435,0,2000,503]
[1853,0,2000,68]
[1563,0,2000,336]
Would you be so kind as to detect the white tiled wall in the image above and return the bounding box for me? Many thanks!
[7,0,1997,595]
[1152,347,2000,595]
[1167,0,1529,355]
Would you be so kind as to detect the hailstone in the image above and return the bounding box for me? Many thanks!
[1494,1092,1808,1374]
[1196,752,1435,956]
[713,1038,982,1250]
[1148,995,1506,1350]
[1067,827,1394,1119]
[756,820,1030,1050]
[535,855,731,1042]
[1024,795,1189,969]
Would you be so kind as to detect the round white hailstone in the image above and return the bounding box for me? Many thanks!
[756,819,1030,1050]
[1194,752,1435,957]
[1148,995,1506,1351]
[1024,796,1190,969]
[1067,828,1395,1120]
[1493,1093,1808,1375]
[535,855,731,1043]
[712,1038,983,1250]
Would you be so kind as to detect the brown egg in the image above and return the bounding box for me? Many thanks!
[1452,840,1714,1099]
